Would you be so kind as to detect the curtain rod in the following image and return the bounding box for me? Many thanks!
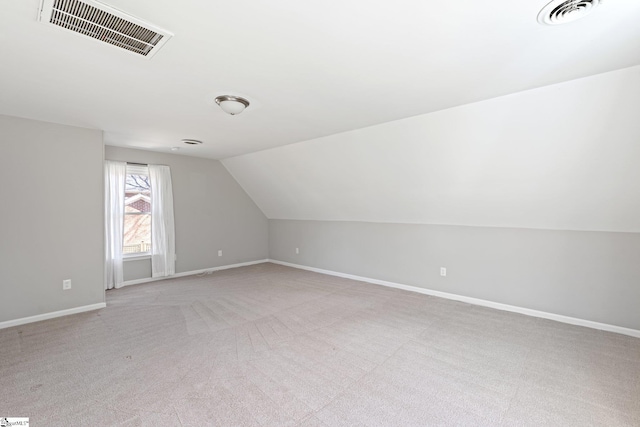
[127,162,148,166]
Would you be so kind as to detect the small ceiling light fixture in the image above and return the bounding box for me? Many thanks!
[181,139,203,145]
[538,0,601,25]
[215,95,250,115]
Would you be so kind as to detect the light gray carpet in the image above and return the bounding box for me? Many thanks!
[1,263,639,426]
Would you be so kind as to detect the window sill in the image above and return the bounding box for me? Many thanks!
[123,254,151,261]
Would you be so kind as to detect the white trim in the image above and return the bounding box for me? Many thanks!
[123,254,151,261]
[268,259,640,339]
[120,259,270,287]
[0,303,106,330]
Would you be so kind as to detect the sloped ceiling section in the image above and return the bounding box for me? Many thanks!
[223,66,640,233]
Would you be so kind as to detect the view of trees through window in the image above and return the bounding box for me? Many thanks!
[124,174,151,254]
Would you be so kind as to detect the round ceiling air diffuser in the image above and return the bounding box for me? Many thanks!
[181,139,203,145]
[537,0,601,25]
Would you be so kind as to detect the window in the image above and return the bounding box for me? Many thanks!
[106,161,175,289]
[123,165,151,255]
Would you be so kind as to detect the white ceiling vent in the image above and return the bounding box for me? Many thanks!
[181,139,203,145]
[38,0,172,58]
[538,0,601,25]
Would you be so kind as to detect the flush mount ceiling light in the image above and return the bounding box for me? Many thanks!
[215,95,250,115]
[181,139,203,145]
[538,0,601,25]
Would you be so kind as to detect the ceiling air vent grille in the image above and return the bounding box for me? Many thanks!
[537,0,601,25]
[38,0,172,58]
[181,139,203,145]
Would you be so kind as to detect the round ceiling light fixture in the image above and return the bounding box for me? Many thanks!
[537,0,601,25]
[215,95,250,115]
[181,139,203,145]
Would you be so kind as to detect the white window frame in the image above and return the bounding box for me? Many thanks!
[123,164,152,259]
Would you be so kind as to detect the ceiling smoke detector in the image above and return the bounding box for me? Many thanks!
[181,139,203,145]
[38,0,172,58]
[537,0,601,25]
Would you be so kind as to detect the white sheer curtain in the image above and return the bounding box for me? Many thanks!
[149,164,176,278]
[104,160,126,290]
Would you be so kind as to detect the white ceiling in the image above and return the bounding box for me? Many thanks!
[1,0,640,159]
[223,66,640,232]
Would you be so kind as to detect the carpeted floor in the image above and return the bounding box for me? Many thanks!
[1,262,639,426]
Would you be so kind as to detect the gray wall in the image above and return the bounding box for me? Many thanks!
[0,115,104,323]
[270,219,640,330]
[105,146,268,281]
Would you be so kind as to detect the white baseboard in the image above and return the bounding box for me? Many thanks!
[120,259,270,287]
[0,260,270,330]
[0,303,107,330]
[268,259,640,339]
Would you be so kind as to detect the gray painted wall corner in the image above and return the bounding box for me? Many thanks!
[105,146,269,282]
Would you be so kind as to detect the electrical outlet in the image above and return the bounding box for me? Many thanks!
[295,247,299,254]
[440,267,447,277]
[63,279,72,290]
[218,250,223,257]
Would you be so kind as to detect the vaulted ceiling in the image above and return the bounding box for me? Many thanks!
[1,0,640,159]
[223,66,640,231]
